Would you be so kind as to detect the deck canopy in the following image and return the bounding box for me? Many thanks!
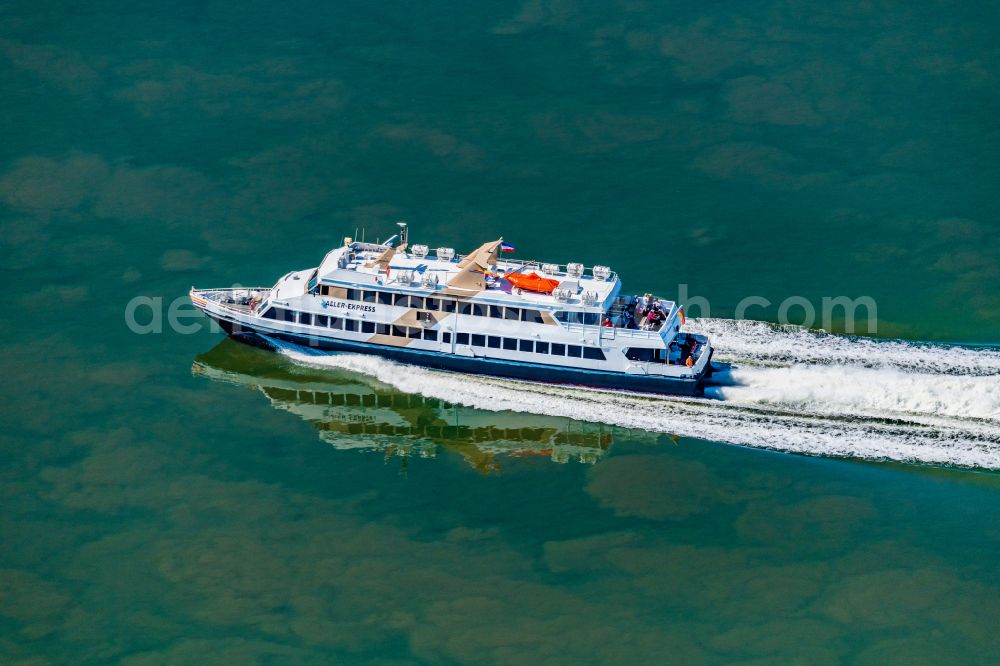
[448,238,504,292]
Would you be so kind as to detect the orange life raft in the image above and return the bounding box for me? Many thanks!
[506,272,560,294]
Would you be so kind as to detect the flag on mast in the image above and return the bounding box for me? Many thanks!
[500,242,516,253]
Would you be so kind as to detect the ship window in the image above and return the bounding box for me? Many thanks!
[521,309,544,324]
[392,325,407,338]
[456,333,470,345]
[316,314,329,327]
[408,327,421,339]
[551,343,566,355]
[556,311,585,324]
[425,298,440,311]
[330,317,343,329]
[502,338,517,350]
[362,291,378,303]
[442,299,457,313]
[489,305,503,319]
[399,295,424,309]
[535,341,549,354]
[582,313,599,326]
[346,289,360,301]
[583,347,605,360]
[344,319,357,332]
[568,345,583,358]
[377,291,393,305]
[624,347,655,362]
[263,308,278,320]
[423,329,438,341]
[281,309,296,323]
[487,336,501,348]
[377,323,390,335]
[504,307,520,320]
[471,334,485,347]
[319,285,328,296]
[519,339,533,352]
[301,312,313,326]
[458,302,485,317]
[443,332,452,343]
[362,321,375,334]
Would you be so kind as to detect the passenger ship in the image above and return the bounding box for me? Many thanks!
[190,227,714,396]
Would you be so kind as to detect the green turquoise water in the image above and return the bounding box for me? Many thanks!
[2,1,1000,663]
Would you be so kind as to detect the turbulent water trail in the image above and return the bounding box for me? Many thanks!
[265,320,1000,469]
[689,319,1000,375]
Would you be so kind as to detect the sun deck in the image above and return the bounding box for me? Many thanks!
[316,241,622,312]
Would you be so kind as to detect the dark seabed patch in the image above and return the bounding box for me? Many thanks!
[2,0,1000,662]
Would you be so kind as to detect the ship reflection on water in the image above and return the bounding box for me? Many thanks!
[193,339,657,473]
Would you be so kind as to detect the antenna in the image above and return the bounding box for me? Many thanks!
[396,221,408,247]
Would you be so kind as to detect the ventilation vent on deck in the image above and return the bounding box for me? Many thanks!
[553,288,574,302]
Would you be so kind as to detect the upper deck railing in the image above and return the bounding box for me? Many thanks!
[489,257,619,284]
[194,287,272,314]
[557,319,667,341]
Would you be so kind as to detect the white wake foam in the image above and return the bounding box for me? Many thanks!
[689,318,1000,375]
[263,321,1000,469]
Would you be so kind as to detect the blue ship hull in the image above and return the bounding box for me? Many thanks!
[207,313,707,397]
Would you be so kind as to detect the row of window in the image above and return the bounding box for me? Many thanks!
[262,307,606,360]
[318,286,548,323]
[446,332,606,360]
[264,307,424,337]
[554,311,602,326]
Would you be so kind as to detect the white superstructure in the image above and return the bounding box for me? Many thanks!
[191,232,713,395]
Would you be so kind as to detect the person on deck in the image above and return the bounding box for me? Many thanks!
[633,297,647,327]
